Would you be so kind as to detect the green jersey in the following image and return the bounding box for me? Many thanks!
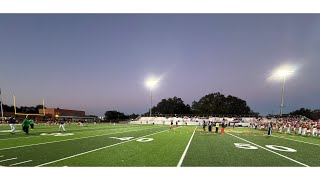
[29,120,34,124]
[22,119,31,127]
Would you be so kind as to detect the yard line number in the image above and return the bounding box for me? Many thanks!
[109,137,153,142]
[234,143,297,152]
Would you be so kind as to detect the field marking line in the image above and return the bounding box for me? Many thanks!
[227,133,309,167]
[9,160,33,166]
[0,157,17,162]
[0,125,140,141]
[0,126,161,151]
[272,136,320,147]
[177,126,197,167]
[36,128,170,167]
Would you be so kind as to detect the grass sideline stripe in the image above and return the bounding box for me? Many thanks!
[177,126,197,167]
[36,128,170,167]
[227,133,309,167]
[9,160,33,166]
[273,136,320,147]
[0,126,161,151]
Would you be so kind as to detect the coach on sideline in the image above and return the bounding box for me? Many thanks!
[267,121,273,136]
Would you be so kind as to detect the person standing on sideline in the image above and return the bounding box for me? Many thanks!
[170,120,173,129]
[215,122,219,133]
[9,116,16,134]
[208,121,212,132]
[202,120,206,131]
[267,121,273,136]
[29,119,34,130]
[22,118,31,134]
[221,121,226,134]
[59,119,66,132]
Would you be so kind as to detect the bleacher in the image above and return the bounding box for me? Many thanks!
[129,116,256,126]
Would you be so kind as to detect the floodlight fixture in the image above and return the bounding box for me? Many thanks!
[145,76,160,117]
[145,77,160,90]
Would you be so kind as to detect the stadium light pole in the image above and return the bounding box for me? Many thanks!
[272,66,295,116]
[145,77,159,117]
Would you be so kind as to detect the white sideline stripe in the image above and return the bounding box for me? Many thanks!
[177,126,197,167]
[9,160,33,166]
[273,136,320,147]
[0,125,140,141]
[0,157,17,162]
[227,133,309,167]
[36,128,171,167]
[0,126,160,151]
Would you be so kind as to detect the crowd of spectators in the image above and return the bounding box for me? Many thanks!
[249,116,320,137]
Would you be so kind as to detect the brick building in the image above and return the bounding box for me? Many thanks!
[39,108,85,118]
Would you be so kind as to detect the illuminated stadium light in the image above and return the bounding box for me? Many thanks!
[145,77,160,90]
[273,66,295,78]
[145,76,160,117]
[270,65,297,116]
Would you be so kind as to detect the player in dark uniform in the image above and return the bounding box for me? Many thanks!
[176,121,178,127]
[170,120,173,129]
[202,120,206,131]
[267,121,273,136]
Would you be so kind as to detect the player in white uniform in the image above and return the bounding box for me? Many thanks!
[317,123,320,136]
[312,124,317,137]
[286,123,291,134]
[59,120,66,132]
[298,124,302,135]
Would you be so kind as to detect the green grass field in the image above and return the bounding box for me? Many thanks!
[0,123,319,167]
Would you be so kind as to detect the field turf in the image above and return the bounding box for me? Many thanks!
[0,123,319,167]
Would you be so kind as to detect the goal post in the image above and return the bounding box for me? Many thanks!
[13,95,46,118]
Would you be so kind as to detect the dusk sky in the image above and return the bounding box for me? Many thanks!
[0,14,320,116]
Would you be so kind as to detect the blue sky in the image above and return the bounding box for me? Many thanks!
[0,14,319,116]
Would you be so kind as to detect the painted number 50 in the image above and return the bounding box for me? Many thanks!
[234,143,297,152]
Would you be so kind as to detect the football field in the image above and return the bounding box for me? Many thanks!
[0,123,319,167]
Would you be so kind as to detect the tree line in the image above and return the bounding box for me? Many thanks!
[105,92,256,121]
[289,108,320,120]
[0,103,45,114]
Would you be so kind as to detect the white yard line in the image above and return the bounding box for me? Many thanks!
[0,126,160,151]
[0,125,139,141]
[227,133,309,167]
[9,160,33,166]
[177,126,197,167]
[273,135,320,147]
[36,128,171,167]
[0,157,17,163]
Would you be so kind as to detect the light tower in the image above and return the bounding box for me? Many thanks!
[145,76,160,117]
[272,65,295,116]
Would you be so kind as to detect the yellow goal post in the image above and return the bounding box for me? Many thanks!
[13,95,46,118]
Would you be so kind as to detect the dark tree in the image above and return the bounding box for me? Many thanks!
[191,92,251,115]
[289,108,313,119]
[104,110,128,122]
[149,96,192,115]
